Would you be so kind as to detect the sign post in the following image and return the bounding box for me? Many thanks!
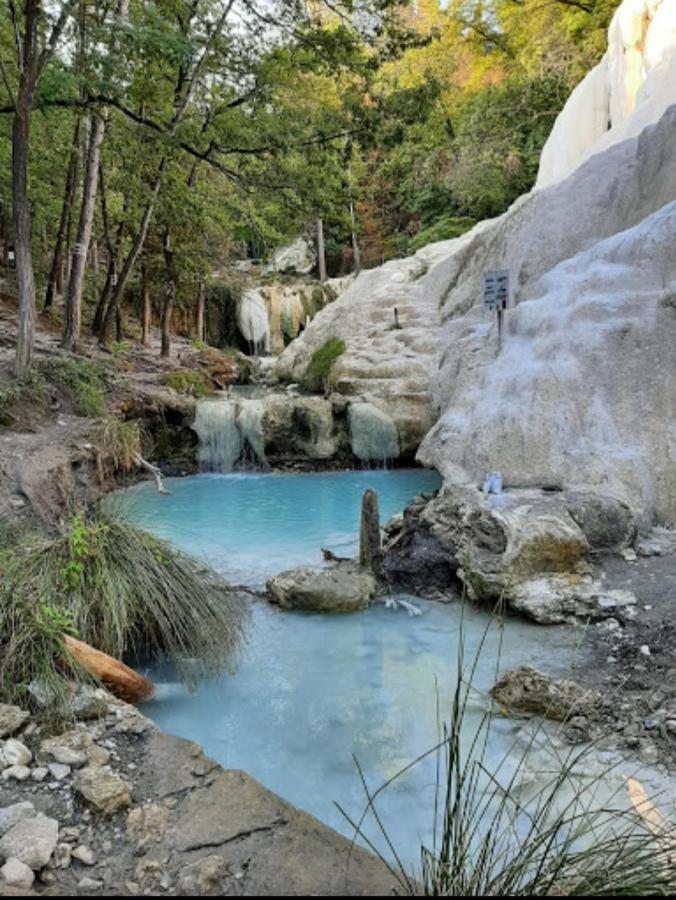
[483,270,510,350]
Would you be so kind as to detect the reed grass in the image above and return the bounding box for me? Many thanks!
[338,606,676,896]
[0,510,249,716]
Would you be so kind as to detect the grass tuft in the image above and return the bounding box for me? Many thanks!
[38,356,108,417]
[0,511,249,719]
[301,337,346,393]
[163,368,210,398]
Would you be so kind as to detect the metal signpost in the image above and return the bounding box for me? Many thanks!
[483,270,510,350]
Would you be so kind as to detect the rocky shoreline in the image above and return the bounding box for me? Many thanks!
[0,694,397,897]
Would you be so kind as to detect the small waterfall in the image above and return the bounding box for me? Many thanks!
[194,400,242,472]
[193,398,268,472]
[348,402,400,467]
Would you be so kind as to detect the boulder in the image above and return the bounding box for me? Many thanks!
[510,576,638,624]
[490,666,596,721]
[74,767,132,816]
[2,766,31,782]
[420,485,590,603]
[268,237,316,276]
[384,495,457,593]
[0,814,59,870]
[0,859,34,891]
[0,803,36,838]
[0,706,29,740]
[267,563,377,612]
[1,740,31,768]
[563,491,637,551]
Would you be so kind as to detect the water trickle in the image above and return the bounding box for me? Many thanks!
[348,402,400,466]
[193,398,268,472]
[193,399,242,473]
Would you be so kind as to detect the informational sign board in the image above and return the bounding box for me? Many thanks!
[483,270,510,311]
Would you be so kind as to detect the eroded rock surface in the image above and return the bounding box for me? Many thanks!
[490,666,597,721]
[0,696,399,896]
[267,563,377,612]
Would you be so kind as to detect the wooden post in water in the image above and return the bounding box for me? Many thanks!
[360,488,383,576]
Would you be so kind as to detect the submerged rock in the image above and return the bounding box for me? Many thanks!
[490,666,596,721]
[267,563,377,612]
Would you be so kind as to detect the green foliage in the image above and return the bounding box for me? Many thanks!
[38,357,108,418]
[163,369,210,399]
[0,370,48,423]
[301,337,346,393]
[0,511,249,718]
[408,215,477,253]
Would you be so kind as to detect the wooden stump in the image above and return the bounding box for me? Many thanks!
[360,488,383,577]
[63,635,155,705]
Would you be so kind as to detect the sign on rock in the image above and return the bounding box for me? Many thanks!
[483,270,510,311]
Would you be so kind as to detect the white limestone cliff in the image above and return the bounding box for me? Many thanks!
[537,0,676,188]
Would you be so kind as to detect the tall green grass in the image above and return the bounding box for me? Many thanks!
[0,511,249,716]
[338,607,676,896]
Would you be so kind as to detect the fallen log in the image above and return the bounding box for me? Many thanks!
[63,634,156,705]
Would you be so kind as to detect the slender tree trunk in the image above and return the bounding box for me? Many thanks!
[161,282,175,359]
[317,217,327,283]
[45,118,81,311]
[195,281,205,342]
[12,97,36,378]
[349,198,361,275]
[161,229,176,359]
[99,170,162,346]
[141,260,151,346]
[62,113,105,350]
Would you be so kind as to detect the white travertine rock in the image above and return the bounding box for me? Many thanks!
[274,236,471,455]
[237,289,270,354]
[537,0,676,187]
[419,197,676,524]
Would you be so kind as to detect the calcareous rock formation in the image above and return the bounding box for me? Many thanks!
[537,0,676,188]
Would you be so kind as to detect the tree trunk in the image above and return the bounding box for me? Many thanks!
[141,260,151,346]
[161,229,176,359]
[195,281,205,342]
[349,198,361,275]
[45,118,81,311]
[317,217,327,283]
[99,166,164,346]
[12,97,36,379]
[62,113,105,350]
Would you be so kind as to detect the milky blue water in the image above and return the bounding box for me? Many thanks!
[110,470,582,874]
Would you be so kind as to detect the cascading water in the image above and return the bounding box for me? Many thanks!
[348,401,400,468]
[193,397,268,472]
[193,399,242,472]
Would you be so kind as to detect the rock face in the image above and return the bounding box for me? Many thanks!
[490,666,596,722]
[275,239,455,460]
[268,236,316,276]
[411,104,676,527]
[537,0,676,188]
[388,485,640,619]
[267,563,377,612]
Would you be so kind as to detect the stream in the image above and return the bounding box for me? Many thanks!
[110,469,666,874]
